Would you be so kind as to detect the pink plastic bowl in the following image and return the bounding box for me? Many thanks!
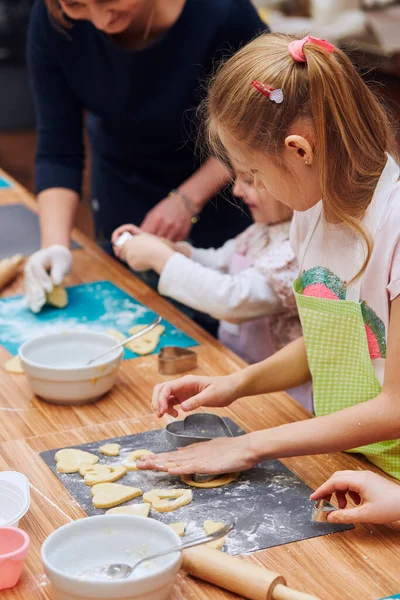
[0,527,30,590]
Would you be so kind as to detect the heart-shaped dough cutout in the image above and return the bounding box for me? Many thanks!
[127,324,165,355]
[203,520,227,550]
[4,355,24,374]
[169,522,185,537]
[122,449,153,471]
[143,489,193,512]
[82,464,127,486]
[104,329,126,343]
[181,472,239,488]
[99,443,121,457]
[92,483,142,509]
[55,448,98,474]
[105,504,150,517]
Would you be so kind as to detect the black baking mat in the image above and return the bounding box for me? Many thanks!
[40,419,353,555]
[0,205,80,258]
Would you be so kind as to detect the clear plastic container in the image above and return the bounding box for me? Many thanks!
[0,472,30,527]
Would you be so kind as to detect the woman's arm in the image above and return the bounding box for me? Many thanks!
[140,159,231,241]
[39,189,79,248]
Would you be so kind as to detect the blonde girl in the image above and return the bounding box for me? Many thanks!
[137,34,400,481]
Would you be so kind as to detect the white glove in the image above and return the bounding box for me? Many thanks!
[24,245,72,313]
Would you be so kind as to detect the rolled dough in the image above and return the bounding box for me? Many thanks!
[181,472,240,488]
[55,448,98,474]
[91,483,142,509]
[82,464,126,486]
[203,520,227,550]
[122,449,153,471]
[99,443,121,457]
[143,489,193,512]
[169,522,185,537]
[105,504,150,517]
[4,355,24,374]
[46,285,68,308]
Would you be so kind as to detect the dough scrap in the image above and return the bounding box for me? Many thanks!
[4,356,24,374]
[143,489,193,512]
[82,464,126,486]
[55,448,98,474]
[92,483,142,509]
[46,285,68,308]
[105,504,150,517]
[99,443,121,457]
[203,520,227,550]
[127,324,166,355]
[122,449,153,471]
[169,522,185,537]
[181,473,240,489]
[104,329,126,343]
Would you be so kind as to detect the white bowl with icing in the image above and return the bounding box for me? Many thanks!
[19,331,123,405]
[41,515,182,600]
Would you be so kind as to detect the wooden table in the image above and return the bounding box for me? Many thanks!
[0,172,399,600]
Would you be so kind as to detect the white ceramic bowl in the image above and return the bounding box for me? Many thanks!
[41,515,182,600]
[19,332,123,405]
[0,472,30,528]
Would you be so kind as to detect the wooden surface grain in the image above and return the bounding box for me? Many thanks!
[0,172,399,600]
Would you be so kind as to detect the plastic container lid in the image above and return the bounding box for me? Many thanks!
[0,472,30,528]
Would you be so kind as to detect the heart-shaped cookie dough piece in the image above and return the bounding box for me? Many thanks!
[127,324,165,355]
[92,483,142,509]
[99,443,121,457]
[104,329,126,343]
[203,520,227,550]
[169,522,185,537]
[4,355,24,374]
[55,448,98,474]
[105,504,150,517]
[122,449,153,471]
[82,464,127,486]
[143,489,193,512]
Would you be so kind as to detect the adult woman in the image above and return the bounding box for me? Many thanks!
[25,0,267,312]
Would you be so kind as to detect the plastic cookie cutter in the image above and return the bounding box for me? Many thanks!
[158,347,197,375]
[166,413,234,484]
[312,499,337,523]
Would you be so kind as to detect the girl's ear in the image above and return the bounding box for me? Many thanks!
[284,135,314,166]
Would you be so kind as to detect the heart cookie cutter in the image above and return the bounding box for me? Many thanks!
[158,347,197,375]
[166,414,234,484]
[312,499,337,523]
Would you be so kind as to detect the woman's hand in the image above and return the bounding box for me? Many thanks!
[136,435,259,476]
[311,470,400,524]
[113,231,174,273]
[24,245,72,313]
[140,195,194,241]
[152,374,242,418]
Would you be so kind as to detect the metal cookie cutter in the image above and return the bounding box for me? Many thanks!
[166,413,234,484]
[312,499,337,523]
[158,347,197,375]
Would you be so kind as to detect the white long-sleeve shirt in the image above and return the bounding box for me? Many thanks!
[159,222,299,329]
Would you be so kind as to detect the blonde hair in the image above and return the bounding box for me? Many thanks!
[45,0,71,29]
[205,33,398,277]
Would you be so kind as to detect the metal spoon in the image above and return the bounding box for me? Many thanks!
[84,524,233,580]
[87,316,162,365]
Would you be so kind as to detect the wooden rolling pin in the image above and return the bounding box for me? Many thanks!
[0,254,24,290]
[182,546,320,600]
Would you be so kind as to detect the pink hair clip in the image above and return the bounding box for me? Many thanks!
[288,36,335,63]
[251,81,284,104]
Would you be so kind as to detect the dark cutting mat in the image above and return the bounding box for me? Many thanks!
[40,418,353,555]
[0,205,80,258]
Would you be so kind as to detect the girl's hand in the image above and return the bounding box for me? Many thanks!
[114,232,174,273]
[311,470,400,524]
[111,223,142,246]
[136,435,258,476]
[152,374,242,418]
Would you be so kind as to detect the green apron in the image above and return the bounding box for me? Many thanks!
[294,154,400,479]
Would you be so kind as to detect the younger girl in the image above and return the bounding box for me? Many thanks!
[112,174,311,409]
[138,34,400,481]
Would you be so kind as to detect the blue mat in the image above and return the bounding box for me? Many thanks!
[382,596,400,599]
[0,281,198,359]
[0,175,12,189]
